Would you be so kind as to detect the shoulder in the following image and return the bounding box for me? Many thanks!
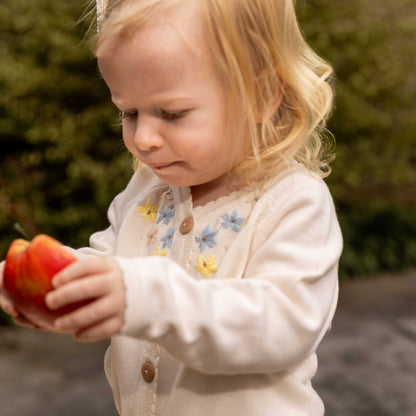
[249,164,340,243]
[258,163,334,210]
[244,165,342,262]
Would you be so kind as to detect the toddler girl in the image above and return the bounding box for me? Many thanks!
[1,0,342,414]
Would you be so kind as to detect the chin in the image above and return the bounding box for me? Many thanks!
[152,172,193,188]
[149,165,198,188]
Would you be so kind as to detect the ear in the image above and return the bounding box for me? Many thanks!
[254,73,284,123]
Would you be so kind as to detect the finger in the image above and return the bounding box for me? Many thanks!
[0,293,19,318]
[54,295,116,332]
[13,314,44,331]
[0,261,5,288]
[74,316,124,343]
[46,274,108,311]
[52,256,109,288]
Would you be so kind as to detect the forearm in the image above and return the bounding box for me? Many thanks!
[117,254,339,375]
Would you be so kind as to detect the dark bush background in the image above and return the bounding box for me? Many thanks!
[1,0,415,282]
[298,0,416,276]
[0,0,132,254]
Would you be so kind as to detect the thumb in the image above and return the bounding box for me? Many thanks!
[0,261,5,288]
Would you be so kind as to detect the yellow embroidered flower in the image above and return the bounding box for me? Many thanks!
[195,254,218,279]
[152,246,167,256]
[138,199,159,223]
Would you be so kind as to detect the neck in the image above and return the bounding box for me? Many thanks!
[191,174,243,208]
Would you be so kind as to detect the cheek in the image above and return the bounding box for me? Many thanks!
[121,132,132,151]
[121,124,135,151]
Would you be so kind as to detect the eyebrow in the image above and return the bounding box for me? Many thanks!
[111,94,196,109]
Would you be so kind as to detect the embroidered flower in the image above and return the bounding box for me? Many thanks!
[157,205,175,225]
[161,228,175,249]
[195,254,218,278]
[147,228,158,246]
[138,199,159,223]
[195,225,219,252]
[152,246,167,256]
[221,210,245,232]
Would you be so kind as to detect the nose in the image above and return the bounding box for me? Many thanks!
[130,116,164,152]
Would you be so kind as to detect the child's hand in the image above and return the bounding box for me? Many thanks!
[0,260,45,330]
[45,256,126,342]
[0,260,17,317]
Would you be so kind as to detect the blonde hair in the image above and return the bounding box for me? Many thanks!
[92,0,335,182]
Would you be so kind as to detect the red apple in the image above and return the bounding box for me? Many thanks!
[3,234,78,330]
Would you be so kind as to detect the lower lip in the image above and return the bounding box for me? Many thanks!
[152,163,174,170]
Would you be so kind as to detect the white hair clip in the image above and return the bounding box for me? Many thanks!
[96,0,106,31]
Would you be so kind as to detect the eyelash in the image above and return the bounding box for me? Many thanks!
[119,109,186,121]
[160,109,186,121]
[120,110,138,120]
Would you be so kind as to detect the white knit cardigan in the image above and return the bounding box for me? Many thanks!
[79,163,342,416]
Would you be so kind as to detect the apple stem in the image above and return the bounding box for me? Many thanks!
[13,222,31,240]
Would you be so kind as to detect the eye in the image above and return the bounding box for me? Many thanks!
[160,109,186,121]
[120,110,138,120]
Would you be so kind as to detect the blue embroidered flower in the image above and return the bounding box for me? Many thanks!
[157,205,175,225]
[195,225,219,252]
[161,228,175,249]
[221,210,245,232]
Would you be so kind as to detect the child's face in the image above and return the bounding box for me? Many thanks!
[97,6,242,196]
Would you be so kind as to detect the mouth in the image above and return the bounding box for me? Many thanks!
[150,162,175,170]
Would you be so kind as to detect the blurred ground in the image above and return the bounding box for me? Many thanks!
[1,269,416,416]
[0,330,115,415]
[317,269,416,416]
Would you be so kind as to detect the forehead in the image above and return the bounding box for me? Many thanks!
[97,0,205,61]
[96,4,208,82]
[95,4,227,108]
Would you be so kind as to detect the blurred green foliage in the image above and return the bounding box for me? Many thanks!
[0,0,131,257]
[0,0,415,287]
[298,0,416,276]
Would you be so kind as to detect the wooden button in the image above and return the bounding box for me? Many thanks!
[179,216,194,234]
[141,361,155,383]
